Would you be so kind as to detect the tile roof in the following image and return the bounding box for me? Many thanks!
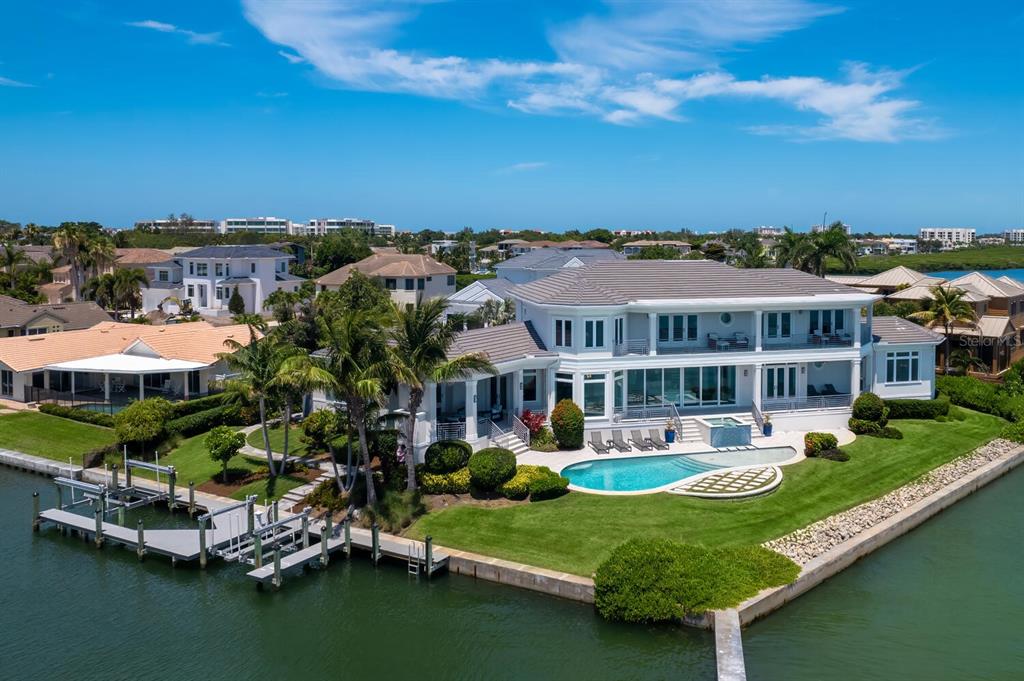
[494,248,624,273]
[316,253,455,286]
[856,266,940,288]
[0,300,113,331]
[947,272,1024,299]
[871,316,944,345]
[179,245,292,259]
[446,278,514,304]
[949,315,1016,339]
[114,248,176,265]
[0,321,255,373]
[622,240,692,247]
[447,321,555,365]
[885,284,989,303]
[509,260,871,305]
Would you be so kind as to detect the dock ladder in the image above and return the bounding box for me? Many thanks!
[407,542,422,576]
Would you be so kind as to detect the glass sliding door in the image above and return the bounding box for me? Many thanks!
[614,371,624,413]
[663,368,681,407]
[683,367,700,406]
[627,370,645,408]
[645,368,663,405]
[720,366,736,405]
[701,366,718,403]
[583,373,605,417]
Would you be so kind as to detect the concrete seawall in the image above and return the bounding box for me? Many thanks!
[0,449,82,479]
[442,547,596,603]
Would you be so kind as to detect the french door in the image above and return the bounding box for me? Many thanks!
[764,365,797,400]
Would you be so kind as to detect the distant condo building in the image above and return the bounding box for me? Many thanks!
[1003,229,1024,245]
[918,227,975,249]
[221,217,293,235]
[306,218,395,239]
[134,219,217,231]
[754,225,784,237]
[811,222,852,235]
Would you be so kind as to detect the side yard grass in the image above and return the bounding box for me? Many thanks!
[408,409,1003,576]
[245,423,346,458]
[0,412,115,462]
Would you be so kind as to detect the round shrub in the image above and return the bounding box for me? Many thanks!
[467,447,517,491]
[804,432,839,457]
[497,464,548,500]
[528,472,570,501]
[418,466,471,494]
[425,439,473,473]
[848,418,881,435]
[114,397,174,446]
[852,392,886,423]
[550,399,584,449]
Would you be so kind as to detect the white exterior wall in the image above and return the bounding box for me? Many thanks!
[180,256,291,314]
[383,275,455,306]
[870,342,937,399]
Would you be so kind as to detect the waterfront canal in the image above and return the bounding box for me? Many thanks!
[2,465,1021,680]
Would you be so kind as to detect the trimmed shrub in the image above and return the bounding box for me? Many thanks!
[114,397,174,446]
[999,421,1024,443]
[530,426,559,452]
[873,426,904,439]
[301,409,341,454]
[497,464,552,500]
[852,392,886,422]
[594,539,799,622]
[424,439,473,474]
[550,399,584,449]
[937,375,1024,422]
[467,447,517,491]
[804,432,838,457]
[847,418,881,435]
[818,448,850,462]
[170,393,228,418]
[528,471,570,501]
[884,396,949,420]
[417,466,471,494]
[38,403,114,428]
[166,404,242,438]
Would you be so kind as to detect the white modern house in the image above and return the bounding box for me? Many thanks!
[176,245,304,316]
[402,260,940,455]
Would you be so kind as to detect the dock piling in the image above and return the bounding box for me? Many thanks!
[32,492,40,531]
[136,520,145,560]
[125,461,132,488]
[343,518,351,557]
[198,517,208,569]
[117,505,125,526]
[93,505,104,548]
[55,483,63,511]
[273,500,279,524]
[425,536,433,578]
[371,523,381,565]
[253,533,263,569]
[320,523,329,567]
[167,467,177,512]
[246,498,255,535]
[272,549,282,589]
[301,514,309,549]
[188,482,196,516]
[111,464,119,490]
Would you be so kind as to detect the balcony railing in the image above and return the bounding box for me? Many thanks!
[762,393,852,411]
[762,333,854,351]
[613,333,855,357]
[436,422,466,441]
[613,339,649,356]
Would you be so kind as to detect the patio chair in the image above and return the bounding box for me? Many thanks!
[588,431,611,455]
[630,430,653,451]
[708,332,719,350]
[807,384,820,397]
[647,429,669,450]
[810,331,824,344]
[732,332,749,349]
[823,384,840,396]
[609,430,632,452]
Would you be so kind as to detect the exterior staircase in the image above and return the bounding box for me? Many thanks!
[492,431,529,455]
[280,468,334,511]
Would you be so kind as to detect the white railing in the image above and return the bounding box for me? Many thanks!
[489,420,506,441]
[511,414,531,448]
[762,394,852,411]
[620,399,683,433]
[613,339,649,356]
[436,422,466,441]
[751,402,765,431]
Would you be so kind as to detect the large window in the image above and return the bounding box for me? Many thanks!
[584,319,605,348]
[385,278,397,290]
[765,312,792,338]
[196,263,208,276]
[886,351,920,383]
[658,314,698,342]
[0,369,12,397]
[554,319,573,348]
[522,370,538,402]
[404,278,415,291]
[810,309,847,334]
[614,317,624,346]
[626,365,736,408]
[215,263,224,277]
[583,373,605,417]
[555,372,574,403]
[614,370,624,412]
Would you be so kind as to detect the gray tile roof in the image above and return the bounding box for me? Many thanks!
[447,321,555,365]
[0,300,113,331]
[509,260,870,305]
[494,248,624,273]
[179,245,292,259]
[871,316,944,344]
[275,272,306,282]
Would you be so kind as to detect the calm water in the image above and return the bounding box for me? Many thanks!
[2,465,1021,680]
[925,267,1024,282]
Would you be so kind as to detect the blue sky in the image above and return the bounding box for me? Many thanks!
[1,1,1021,232]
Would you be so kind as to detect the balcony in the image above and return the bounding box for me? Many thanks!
[762,393,852,411]
[613,332,854,356]
[763,333,854,351]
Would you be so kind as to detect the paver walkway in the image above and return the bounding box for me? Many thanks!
[670,465,782,498]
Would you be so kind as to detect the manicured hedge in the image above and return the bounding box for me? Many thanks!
[424,440,473,474]
[848,418,881,435]
[467,447,517,491]
[417,466,471,494]
[594,538,799,622]
[497,464,545,500]
[550,399,584,449]
[170,393,228,418]
[528,472,570,501]
[38,403,114,428]
[937,375,1024,422]
[804,432,838,457]
[884,396,950,420]
[166,405,242,438]
[999,421,1024,443]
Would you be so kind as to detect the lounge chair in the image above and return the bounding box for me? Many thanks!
[708,332,719,350]
[588,431,611,455]
[630,430,653,451]
[807,384,820,397]
[822,384,839,396]
[609,430,632,452]
[732,332,749,349]
[647,429,669,450]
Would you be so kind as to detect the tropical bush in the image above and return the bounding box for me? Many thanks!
[804,432,839,457]
[999,421,1024,443]
[528,471,570,501]
[114,397,174,447]
[593,539,799,623]
[467,447,517,491]
[529,426,559,452]
[852,392,888,424]
[519,409,547,435]
[366,490,426,533]
[884,396,950,420]
[424,439,473,474]
[301,408,341,454]
[205,425,246,483]
[166,404,242,438]
[170,393,228,418]
[937,375,1024,421]
[38,403,114,428]
[496,464,555,500]
[847,418,881,435]
[417,466,471,494]
[550,399,584,449]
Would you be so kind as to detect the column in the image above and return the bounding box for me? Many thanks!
[546,368,556,416]
[604,371,616,421]
[511,370,522,418]
[139,376,145,401]
[850,360,861,401]
[853,308,862,349]
[465,378,478,441]
[104,373,110,401]
[182,371,190,400]
[754,310,763,352]
[421,382,437,446]
[43,370,50,390]
[70,371,76,399]
[648,312,658,355]
[865,304,874,346]
[752,365,762,411]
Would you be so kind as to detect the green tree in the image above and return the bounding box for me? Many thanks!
[388,298,496,490]
[113,397,174,454]
[318,271,391,317]
[312,231,372,275]
[774,227,810,269]
[1,241,28,292]
[731,233,770,268]
[802,223,857,276]
[948,349,988,375]
[909,285,977,373]
[52,224,91,301]
[205,425,245,483]
[473,298,516,327]
[698,241,728,262]
[627,244,683,260]
[271,353,337,465]
[113,267,149,318]
[264,288,299,323]
[83,273,117,310]
[228,287,246,315]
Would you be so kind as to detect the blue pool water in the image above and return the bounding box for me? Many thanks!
[561,447,798,492]
[703,417,742,426]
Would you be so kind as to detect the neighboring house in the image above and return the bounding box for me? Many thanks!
[0,321,253,404]
[621,240,692,256]
[407,260,938,453]
[40,265,75,303]
[444,278,514,317]
[174,245,304,316]
[315,253,456,306]
[828,266,945,295]
[494,248,625,284]
[0,296,112,337]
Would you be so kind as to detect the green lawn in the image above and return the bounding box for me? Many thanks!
[245,423,346,457]
[409,410,1003,576]
[845,245,1024,275]
[135,433,308,501]
[0,412,115,462]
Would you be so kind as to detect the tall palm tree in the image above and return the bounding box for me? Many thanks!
[316,309,397,507]
[389,298,496,491]
[271,353,337,467]
[85,236,117,279]
[218,325,293,478]
[112,267,149,318]
[774,228,810,269]
[802,223,857,277]
[909,285,977,373]
[1,242,28,292]
[52,225,90,301]
[83,273,117,310]
[731,233,771,269]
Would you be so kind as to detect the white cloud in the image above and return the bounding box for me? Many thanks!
[496,161,548,173]
[242,0,940,142]
[0,76,34,87]
[126,19,229,46]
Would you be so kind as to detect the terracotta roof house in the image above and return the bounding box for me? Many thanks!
[316,253,456,306]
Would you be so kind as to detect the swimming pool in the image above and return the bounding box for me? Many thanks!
[560,447,797,493]
[702,417,743,427]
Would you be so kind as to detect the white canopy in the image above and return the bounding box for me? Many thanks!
[45,353,207,374]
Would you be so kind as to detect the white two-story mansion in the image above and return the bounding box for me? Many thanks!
[407,260,941,454]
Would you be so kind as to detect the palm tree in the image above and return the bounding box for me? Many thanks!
[774,228,810,269]
[731,233,770,269]
[316,309,397,507]
[218,325,293,478]
[1,241,28,292]
[271,353,337,467]
[389,298,496,491]
[52,225,90,301]
[85,236,117,279]
[802,223,857,277]
[475,298,516,327]
[949,348,988,375]
[909,285,977,373]
[112,267,149,318]
[83,273,117,310]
